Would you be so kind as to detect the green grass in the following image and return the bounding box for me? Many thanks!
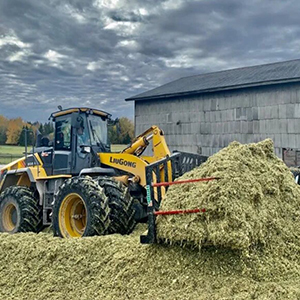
[0,144,127,164]
[0,145,25,156]
[0,146,25,164]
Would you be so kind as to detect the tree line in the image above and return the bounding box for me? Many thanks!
[0,115,54,146]
[0,115,134,146]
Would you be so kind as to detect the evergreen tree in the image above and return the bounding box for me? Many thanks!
[18,126,34,147]
[39,124,44,135]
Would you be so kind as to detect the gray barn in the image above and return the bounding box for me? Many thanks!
[126,59,300,166]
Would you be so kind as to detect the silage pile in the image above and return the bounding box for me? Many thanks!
[2,139,300,299]
[157,139,300,280]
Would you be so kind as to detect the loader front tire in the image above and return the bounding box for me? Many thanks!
[53,176,110,238]
[0,186,41,233]
[291,169,300,184]
[97,177,136,234]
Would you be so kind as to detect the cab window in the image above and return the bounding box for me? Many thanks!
[55,116,72,150]
[89,115,108,146]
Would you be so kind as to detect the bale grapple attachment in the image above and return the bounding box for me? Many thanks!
[141,151,208,244]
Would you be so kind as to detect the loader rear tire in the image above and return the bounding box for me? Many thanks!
[0,186,41,233]
[97,177,136,235]
[52,176,110,238]
[291,169,300,185]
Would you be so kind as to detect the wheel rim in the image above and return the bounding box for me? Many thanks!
[59,193,87,238]
[2,203,17,232]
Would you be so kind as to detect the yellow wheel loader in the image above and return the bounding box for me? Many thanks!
[0,107,207,238]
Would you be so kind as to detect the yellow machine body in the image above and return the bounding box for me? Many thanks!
[0,108,203,236]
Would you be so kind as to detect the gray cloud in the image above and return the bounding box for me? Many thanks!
[0,0,300,122]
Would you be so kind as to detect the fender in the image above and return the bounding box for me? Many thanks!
[0,168,36,193]
[79,167,116,176]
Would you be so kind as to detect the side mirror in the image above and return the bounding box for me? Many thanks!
[116,120,120,135]
[108,117,119,126]
[108,118,120,135]
[36,130,42,147]
[80,145,91,154]
[71,112,83,129]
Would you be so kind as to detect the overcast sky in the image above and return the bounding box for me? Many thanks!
[1,0,300,122]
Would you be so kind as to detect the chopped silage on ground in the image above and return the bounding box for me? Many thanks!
[1,224,300,300]
[2,139,300,299]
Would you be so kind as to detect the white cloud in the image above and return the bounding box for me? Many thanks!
[63,4,87,23]
[138,8,149,16]
[162,0,186,10]
[104,21,140,36]
[116,40,138,50]
[100,99,108,105]
[87,60,105,71]
[0,34,30,49]
[44,50,66,62]
[8,50,27,62]
[94,0,122,9]
[163,54,228,70]
[2,32,33,62]
[120,76,129,81]
[133,83,143,89]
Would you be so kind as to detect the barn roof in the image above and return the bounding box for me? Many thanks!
[126,59,300,101]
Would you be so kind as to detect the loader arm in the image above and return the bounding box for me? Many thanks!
[122,126,171,159]
[99,126,172,186]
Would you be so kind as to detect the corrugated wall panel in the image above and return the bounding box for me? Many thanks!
[134,83,300,161]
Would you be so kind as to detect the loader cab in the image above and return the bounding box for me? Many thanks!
[51,108,111,175]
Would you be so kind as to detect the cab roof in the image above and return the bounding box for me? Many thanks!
[50,107,111,119]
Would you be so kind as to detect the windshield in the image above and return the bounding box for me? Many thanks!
[88,114,108,146]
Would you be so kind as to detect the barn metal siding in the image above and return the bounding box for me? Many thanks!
[134,82,300,157]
